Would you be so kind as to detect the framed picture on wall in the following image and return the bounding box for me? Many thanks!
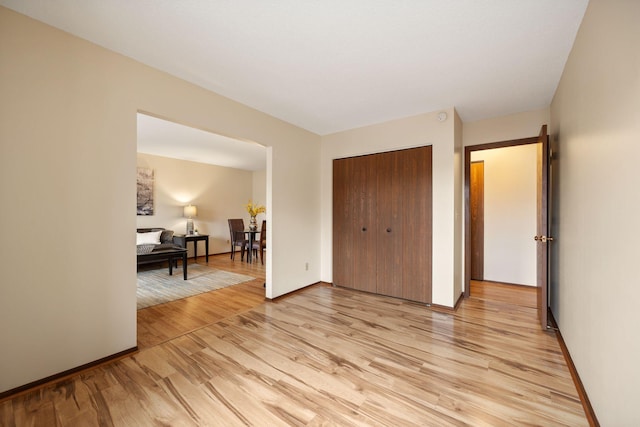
[137,167,154,215]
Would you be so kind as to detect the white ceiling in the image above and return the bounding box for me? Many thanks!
[2,0,588,163]
[137,114,267,171]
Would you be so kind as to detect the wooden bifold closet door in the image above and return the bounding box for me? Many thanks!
[333,146,432,304]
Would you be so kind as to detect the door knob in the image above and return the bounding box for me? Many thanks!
[386,228,392,233]
[362,227,367,232]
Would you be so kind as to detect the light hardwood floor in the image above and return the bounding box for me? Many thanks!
[137,254,268,350]
[0,258,588,426]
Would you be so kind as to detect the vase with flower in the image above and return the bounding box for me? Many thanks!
[245,200,266,230]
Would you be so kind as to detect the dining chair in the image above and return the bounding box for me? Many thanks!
[255,220,266,265]
[227,218,246,261]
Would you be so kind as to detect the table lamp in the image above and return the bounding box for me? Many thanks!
[184,204,197,235]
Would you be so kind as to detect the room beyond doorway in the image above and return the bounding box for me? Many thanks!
[135,112,270,347]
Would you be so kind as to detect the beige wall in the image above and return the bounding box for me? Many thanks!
[453,110,464,300]
[136,153,266,256]
[463,108,550,147]
[252,168,268,212]
[0,7,320,393]
[320,108,462,307]
[471,145,537,286]
[550,0,640,424]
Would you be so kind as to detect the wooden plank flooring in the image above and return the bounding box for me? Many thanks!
[0,265,588,426]
[137,254,267,349]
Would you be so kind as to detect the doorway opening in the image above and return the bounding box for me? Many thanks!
[464,135,540,299]
[135,112,269,349]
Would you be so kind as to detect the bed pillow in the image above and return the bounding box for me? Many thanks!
[136,230,162,245]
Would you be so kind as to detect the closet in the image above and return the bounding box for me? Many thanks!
[333,146,433,304]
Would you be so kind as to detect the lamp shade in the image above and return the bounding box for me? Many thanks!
[183,205,197,218]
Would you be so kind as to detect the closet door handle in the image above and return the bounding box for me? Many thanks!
[386,228,392,233]
[362,227,367,232]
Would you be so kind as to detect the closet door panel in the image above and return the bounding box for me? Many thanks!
[352,154,378,293]
[376,150,403,298]
[332,157,355,288]
[401,146,433,303]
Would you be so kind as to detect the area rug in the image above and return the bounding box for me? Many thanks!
[137,264,255,309]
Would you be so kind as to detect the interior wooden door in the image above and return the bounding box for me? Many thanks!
[535,125,550,330]
[470,161,484,280]
[376,150,403,298]
[352,154,378,293]
[401,146,433,303]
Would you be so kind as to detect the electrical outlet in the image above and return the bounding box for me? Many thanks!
[305,262,309,271]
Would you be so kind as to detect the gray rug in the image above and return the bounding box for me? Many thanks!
[137,264,255,309]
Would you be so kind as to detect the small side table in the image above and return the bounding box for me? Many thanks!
[174,234,209,263]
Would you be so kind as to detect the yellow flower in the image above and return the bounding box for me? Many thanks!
[245,200,266,217]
